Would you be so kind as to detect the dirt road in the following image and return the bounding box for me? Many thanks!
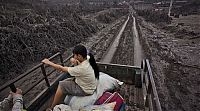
[132,16,144,67]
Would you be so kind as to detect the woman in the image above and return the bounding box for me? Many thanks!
[42,45,99,109]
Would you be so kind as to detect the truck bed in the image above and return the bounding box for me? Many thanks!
[38,83,142,111]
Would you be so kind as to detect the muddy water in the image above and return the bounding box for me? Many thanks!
[132,16,144,67]
[100,16,130,63]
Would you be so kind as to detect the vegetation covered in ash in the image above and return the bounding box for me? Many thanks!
[172,0,200,15]
[137,10,172,24]
[0,1,97,80]
[95,9,128,24]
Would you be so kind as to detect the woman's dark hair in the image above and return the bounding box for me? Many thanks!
[88,52,99,79]
[73,45,87,58]
[73,45,99,79]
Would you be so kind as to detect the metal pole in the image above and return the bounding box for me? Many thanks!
[41,64,50,87]
[168,0,174,16]
[59,53,64,66]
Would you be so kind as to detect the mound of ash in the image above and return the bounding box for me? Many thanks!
[0,1,97,82]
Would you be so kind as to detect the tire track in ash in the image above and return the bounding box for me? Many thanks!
[132,15,144,67]
[82,15,128,61]
[110,16,135,65]
[100,16,130,63]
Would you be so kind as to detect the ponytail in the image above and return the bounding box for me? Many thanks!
[88,53,99,79]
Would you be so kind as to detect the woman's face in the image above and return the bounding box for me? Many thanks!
[73,54,78,60]
[73,54,82,62]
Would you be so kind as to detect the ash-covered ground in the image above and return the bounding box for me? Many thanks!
[138,14,200,111]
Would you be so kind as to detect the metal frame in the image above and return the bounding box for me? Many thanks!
[0,52,162,111]
[97,62,140,84]
[0,52,61,92]
[0,52,72,110]
[142,59,162,111]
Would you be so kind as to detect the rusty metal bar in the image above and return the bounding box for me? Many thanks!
[41,65,50,87]
[145,59,162,111]
[59,53,64,66]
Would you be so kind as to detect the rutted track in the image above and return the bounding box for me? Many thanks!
[110,15,135,65]
[101,16,130,63]
[82,15,128,61]
[99,15,144,67]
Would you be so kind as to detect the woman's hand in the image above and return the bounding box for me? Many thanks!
[70,58,76,65]
[42,58,51,65]
[70,58,80,65]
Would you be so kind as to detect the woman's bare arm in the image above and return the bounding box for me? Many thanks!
[42,59,68,72]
